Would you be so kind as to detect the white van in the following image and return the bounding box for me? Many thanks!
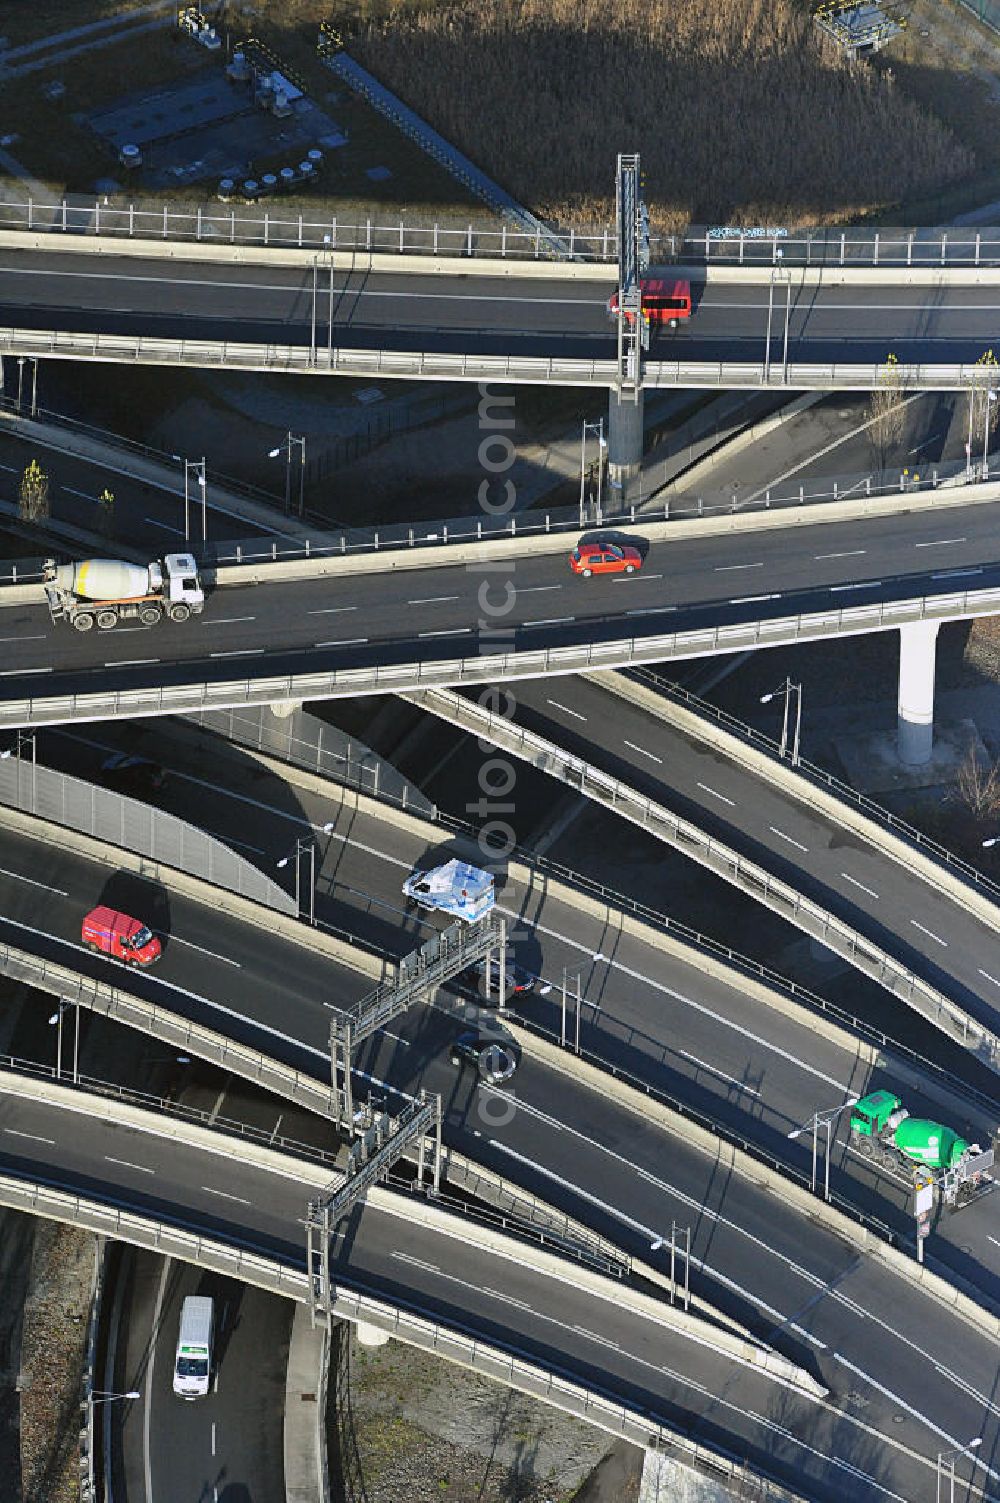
[172,1295,214,1399]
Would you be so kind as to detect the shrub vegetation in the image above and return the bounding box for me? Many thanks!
[352,0,973,228]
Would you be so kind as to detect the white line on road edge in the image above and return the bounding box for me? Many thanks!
[315,638,368,648]
[418,627,471,638]
[910,918,948,947]
[523,617,574,626]
[209,649,262,658]
[105,658,160,668]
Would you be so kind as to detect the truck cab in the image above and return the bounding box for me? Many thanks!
[162,554,204,611]
[402,859,495,923]
[82,906,161,966]
[849,1090,906,1141]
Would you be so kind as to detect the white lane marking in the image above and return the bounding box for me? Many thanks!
[482,1289,532,1311]
[418,627,471,638]
[623,740,663,764]
[714,561,763,571]
[546,699,587,721]
[0,865,68,895]
[516,585,563,594]
[768,825,809,853]
[315,638,368,648]
[627,606,674,616]
[979,968,1000,988]
[910,918,948,947]
[676,1047,761,1096]
[391,1252,439,1274]
[841,873,880,900]
[145,516,186,535]
[612,572,663,583]
[0,666,52,676]
[831,581,882,592]
[161,935,241,968]
[145,1257,169,1503]
[697,782,735,806]
[211,1422,216,1457]
[210,649,262,658]
[833,1353,1000,1477]
[308,605,357,615]
[523,617,574,626]
[62,485,96,501]
[205,616,256,625]
[0,635,46,642]
[815,549,866,560]
[729,593,780,605]
[989,1235,1000,1248]
[105,658,160,667]
[932,568,982,580]
[409,594,459,605]
[0,462,17,472]
[105,1156,154,1175]
[224,836,266,855]
[3,1129,56,1145]
[914,537,966,548]
[200,1186,251,1205]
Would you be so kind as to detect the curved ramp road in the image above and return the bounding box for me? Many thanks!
[5,248,1000,369]
[508,676,1000,1036]
[6,498,1000,712]
[1,1085,998,1503]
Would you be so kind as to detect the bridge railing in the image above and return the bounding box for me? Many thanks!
[2,196,1000,269]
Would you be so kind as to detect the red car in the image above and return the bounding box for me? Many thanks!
[82,906,161,966]
[569,540,643,578]
[608,277,692,330]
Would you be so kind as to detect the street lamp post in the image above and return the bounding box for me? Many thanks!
[48,998,81,1084]
[0,731,37,813]
[764,266,791,384]
[937,1438,982,1503]
[787,1095,859,1201]
[760,679,802,766]
[277,825,334,925]
[578,418,607,527]
[88,1390,141,1406]
[268,433,306,517]
[170,455,207,543]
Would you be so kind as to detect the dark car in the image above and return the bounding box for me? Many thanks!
[463,956,536,996]
[449,1026,521,1085]
[100,752,167,795]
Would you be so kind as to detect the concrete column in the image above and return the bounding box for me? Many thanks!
[897,620,940,766]
[607,385,644,486]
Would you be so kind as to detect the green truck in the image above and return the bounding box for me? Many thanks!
[849,1090,994,1209]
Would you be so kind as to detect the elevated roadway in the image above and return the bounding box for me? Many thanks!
[5,491,1000,723]
[4,244,1000,386]
[1,1075,997,1503]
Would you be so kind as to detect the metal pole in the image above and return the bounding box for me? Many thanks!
[683,1226,691,1310]
[578,421,587,524]
[669,1225,676,1305]
[284,434,292,514]
[309,843,316,927]
[16,358,24,413]
[294,841,301,917]
[780,681,790,759]
[561,968,567,1048]
[764,279,775,382]
[574,975,582,1055]
[298,438,305,518]
[967,386,975,478]
[596,418,605,522]
[200,458,207,543]
[810,1114,818,1194]
[792,684,802,768]
[73,999,80,1085]
[327,256,334,360]
[56,1004,63,1082]
[30,358,38,418]
[824,1117,832,1202]
[781,278,791,380]
[310,258,317,361]
[183,463,190,542]
[984,382,993,479]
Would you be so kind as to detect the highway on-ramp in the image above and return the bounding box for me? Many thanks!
[5,248,1000,369]
[1,1081,997,1503]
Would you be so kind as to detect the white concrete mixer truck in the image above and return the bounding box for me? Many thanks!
[43,555,205,632]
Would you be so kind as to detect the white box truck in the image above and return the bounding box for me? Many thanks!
[402,859,495,923]
[173,1295,214,1399]
[43,555,204,632]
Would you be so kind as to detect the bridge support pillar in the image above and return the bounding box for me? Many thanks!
[607,386,644,489]
[897,620,939,766]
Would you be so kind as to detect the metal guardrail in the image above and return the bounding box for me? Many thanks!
[0,754,295,913]
[11,579,1000,729]
[2,197,1000,272]
[414,687,1000,1071]
[2,325,999,390]
[632,668,1000,911]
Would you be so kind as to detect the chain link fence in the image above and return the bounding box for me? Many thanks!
[0,753,294,913]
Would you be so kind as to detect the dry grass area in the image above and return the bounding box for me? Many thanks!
[19,1221,95,1503]
[350,0,973,229]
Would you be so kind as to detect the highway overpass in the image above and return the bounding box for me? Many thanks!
[3,238,1000,389]
[0,1068,996,1503]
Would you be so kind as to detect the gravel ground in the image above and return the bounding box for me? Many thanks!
[19,1221,96,1503]
[332,1327,626,1503]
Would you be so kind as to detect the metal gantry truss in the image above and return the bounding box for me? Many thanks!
[307,1090,442,1328]
[329,914,508,1129]
[615,152,650,402]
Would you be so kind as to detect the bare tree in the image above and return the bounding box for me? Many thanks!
[952,744,1000,821]
[866,353,906,481]
[18,459,49,524]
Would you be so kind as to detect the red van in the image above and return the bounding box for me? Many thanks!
[82,906,161,966]
[608,277,692,330]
